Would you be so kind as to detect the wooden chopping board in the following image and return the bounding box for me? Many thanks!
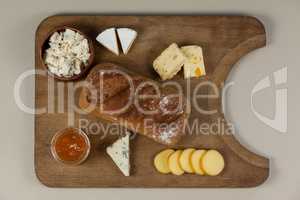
[35,15,269,187]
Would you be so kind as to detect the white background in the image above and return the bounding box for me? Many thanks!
[0,0,299,199]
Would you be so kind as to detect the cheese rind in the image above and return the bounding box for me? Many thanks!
[106,133,130,176]
[96,28,119,55]
[153,43,186,80]
[117,28,137,54]
[180,45,206,78]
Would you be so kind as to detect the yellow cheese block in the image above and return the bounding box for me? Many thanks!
[181,45,206,79]
[168,150,184,175]
[154,149,175,174]
[153,43,186,80]
[201,150,225,176]
[179,148,196,173]
[191,149,207,175]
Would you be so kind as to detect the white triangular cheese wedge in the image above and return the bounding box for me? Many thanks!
[106,132,130,176]
[117,28,137,54]
[96,28,119,55]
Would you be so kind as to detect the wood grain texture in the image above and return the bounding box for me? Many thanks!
[35,15,269,188]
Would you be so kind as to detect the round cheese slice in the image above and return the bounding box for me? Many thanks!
[201,150,225,176]
[191,149,207,175]
[168,150,184,175]
[154,149,175,174]
[179,148,196,173]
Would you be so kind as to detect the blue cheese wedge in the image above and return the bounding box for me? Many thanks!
[106,133,130,176]
[180,45,206,78]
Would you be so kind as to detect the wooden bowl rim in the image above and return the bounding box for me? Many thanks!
[39,25,95,81]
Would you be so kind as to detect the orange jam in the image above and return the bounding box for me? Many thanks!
[53,128,89,162]
[195,67,202,77]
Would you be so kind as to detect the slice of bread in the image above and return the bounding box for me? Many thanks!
[117,28,137,54]
[153,43,186,80]
[96,28,119,55]
[180,45,206,78]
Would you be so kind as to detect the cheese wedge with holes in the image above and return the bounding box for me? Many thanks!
[106,133,130,176]
[181,45,206,78]
[153,43,186,80]
[96,28,119,55]
[117,28,137,54]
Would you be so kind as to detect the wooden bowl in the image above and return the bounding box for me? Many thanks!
[40,26,94,81]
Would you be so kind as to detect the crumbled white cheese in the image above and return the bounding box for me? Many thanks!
[44,29,90,77]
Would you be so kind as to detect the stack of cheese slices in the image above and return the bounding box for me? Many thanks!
[96,28,137,55]
[154,148,225,176]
